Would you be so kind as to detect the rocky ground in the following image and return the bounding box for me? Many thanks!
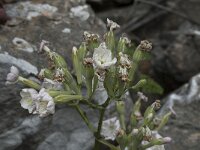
[0,0,104,150]
[0,0,200,150]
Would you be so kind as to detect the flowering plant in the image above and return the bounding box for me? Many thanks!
[6,19,171,150]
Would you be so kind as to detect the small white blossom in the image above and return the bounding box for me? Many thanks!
[20,88,38,113]
[107,18,120,31]
[93,42,117,70]
[42,78,63,90]
[101,117,120,141]
[6,66,19,85]
[35,88,55,117]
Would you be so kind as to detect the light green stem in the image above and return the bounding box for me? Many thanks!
[75,105,96,132]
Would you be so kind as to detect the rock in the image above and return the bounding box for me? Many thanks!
[0,117,41,150]
[151,22,200,87]
[112,0,133,5]
[0,0,106,150]
[12,37,35,53]
[37,132,68,150]
[70,5,90,21]
[0,3,10,24]
[158,73,200,150]
[5,1,58,20]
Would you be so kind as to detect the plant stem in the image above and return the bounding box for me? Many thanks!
[94,98,111,150]
[75,105,96,132]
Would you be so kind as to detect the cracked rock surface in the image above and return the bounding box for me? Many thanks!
[0,0,105,150]
[159,74,200,150]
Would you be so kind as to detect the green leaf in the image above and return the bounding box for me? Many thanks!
[139,74,164,95]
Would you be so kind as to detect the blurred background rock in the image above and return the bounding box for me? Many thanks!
[0,0,200,149]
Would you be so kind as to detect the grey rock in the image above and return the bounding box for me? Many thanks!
[0,0,105,150]
[159,73,200,150]
[66,128,94,150]
[152,22,200,83]
[113,0,133,5]
[0,117,41,150]
[37,132,68,150]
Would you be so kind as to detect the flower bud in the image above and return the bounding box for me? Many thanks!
[54,94,82,103]
[150,136,172,146]
[83,58,94,98]
[51,52,68,69]
[117,36,131,52]
[72,46,82,85]
[18,76,41,90]
[6,66,19,85]
[156,112,172,131]
[130,79,147,90]
[53,68,79,94]
[144,113,154,126]
[104,30,115,53]
[77,42,87,61]
[116,101,125,114]
[38,68,53,79]
[130,40,152,82]
[116,101,126,130]
[104,71,115,98]
[144,100,161,118]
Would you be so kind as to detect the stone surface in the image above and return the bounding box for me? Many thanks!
[158,73,200,150]
[0,0,105,150]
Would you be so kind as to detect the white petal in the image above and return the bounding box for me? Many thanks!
[101,117,120,140]
[20,98,35,113]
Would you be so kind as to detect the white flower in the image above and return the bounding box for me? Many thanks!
[93,43,117,70]
[6,66,19,85]
[35,88,55,117]
[20,88,38,113]
[42,78,63,90]
[101,117,120,141]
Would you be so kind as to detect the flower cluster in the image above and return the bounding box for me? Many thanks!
[6,19,171,150]
[20,88,55,117]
